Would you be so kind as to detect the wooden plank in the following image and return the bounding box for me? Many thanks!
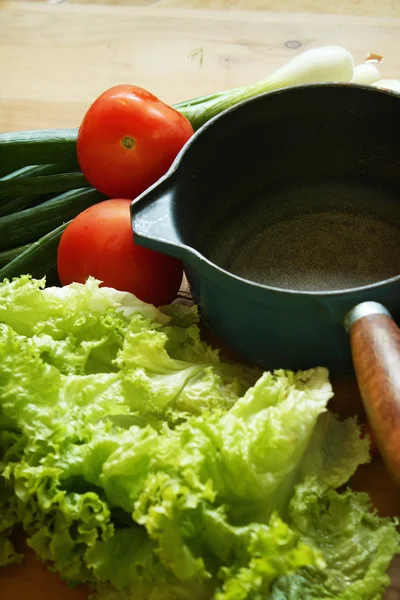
[1,2,400,131]
[28,0,400,19]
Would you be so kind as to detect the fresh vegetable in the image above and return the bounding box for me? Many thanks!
[0,222,70,285]
[0,129,78,175]
[0,172,90,201]
[0,276,398,600]
[0,187,106,251]
[0,194,42,219]
[0,164,79,217]
[350,62,381,84]
[57,198,183,305]
[0,163,67,181]
[0,243,31,268]
[177,45,355,130]
[77,85,194,199]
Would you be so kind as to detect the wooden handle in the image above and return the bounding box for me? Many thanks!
[346,302,400,485]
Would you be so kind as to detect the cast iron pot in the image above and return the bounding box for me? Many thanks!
[131,83,400,482]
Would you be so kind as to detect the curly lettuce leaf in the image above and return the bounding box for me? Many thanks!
[213,514,323,600]
[0,275,168,338]
[129,372,370,586]
[271,479,400,600]
[0,276,397,600]
[0,276,258,419]
[0,277,259,586]
[298,411,371,490]
[0,477,23,567]
[89,516,322,600]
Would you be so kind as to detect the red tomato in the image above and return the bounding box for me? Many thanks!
[57,199,184,306]
[77,85,194,199]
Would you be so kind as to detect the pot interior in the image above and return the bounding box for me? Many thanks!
[174,85,400,292]
[206,178,400,291]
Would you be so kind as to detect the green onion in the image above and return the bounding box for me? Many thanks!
[173,87,242,110]
[178,45,355,130]
[0,164,80,217]
[0,164,71,181]
[0,172,90,201]
[0,243,31,268]
[0,221,69,285]
[350,63,381,85]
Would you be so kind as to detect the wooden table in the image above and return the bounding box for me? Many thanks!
[2,1,400,133]
[1,2,400,598]
[26,0,400,19]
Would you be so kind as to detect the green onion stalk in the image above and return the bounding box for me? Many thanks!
[176,45,356,130]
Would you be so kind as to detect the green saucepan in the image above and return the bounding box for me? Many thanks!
[131,83,400,483]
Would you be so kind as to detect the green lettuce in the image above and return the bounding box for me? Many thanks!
[0,477,23,567]
[271,481,400,599]
[0,275,398,600]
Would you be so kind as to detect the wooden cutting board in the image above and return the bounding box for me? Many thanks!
[1,2,400,598]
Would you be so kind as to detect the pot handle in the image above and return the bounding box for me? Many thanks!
[130,175,185,260]
[345,302,400,484]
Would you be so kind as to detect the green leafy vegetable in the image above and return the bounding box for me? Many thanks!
[272,481,400,599]
[0,478,23,567]
[0,275,398,600]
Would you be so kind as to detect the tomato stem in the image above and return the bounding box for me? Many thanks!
[121,135,136,150]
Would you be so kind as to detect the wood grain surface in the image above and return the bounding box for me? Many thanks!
[1,2,400,133]
[0,2,400,598]
[29,0,400,19]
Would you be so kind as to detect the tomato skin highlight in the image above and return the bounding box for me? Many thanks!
[57,199,184,306]
[77,85,194,199]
